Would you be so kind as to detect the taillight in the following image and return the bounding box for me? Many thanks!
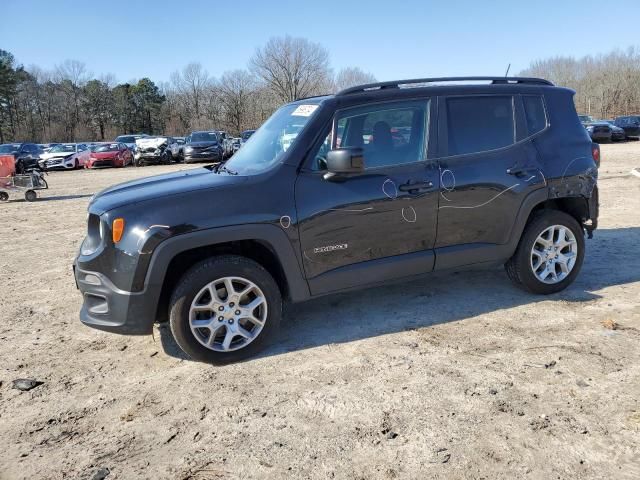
[592,144,600,167]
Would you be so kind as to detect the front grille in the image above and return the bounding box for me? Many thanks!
[81,214,102,255]
[94,160,114,167]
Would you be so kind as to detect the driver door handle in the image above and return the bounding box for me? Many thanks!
[399,181,433,193]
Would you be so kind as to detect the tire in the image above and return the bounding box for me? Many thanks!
[169,255,282,364]
[24,190,37,202]
[505,210,585,294]
[0,192,9,202]
[74,159,79,169]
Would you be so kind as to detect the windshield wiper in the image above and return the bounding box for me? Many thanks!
[218,164,238,175]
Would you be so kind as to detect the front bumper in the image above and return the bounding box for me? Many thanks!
[87,159,116,168]
[183,150,222,163]
[75,265,156,335]
[42,158,75,170]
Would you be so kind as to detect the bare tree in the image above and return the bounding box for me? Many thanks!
[521,47,640,118]
[170,62,213,129]
[250,36,331,102]
[218,69,257,134]
[333,67,377,92]
[55,60,89,140]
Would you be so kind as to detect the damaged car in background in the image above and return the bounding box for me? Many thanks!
[134,136,175,166]
[170,137,186,162]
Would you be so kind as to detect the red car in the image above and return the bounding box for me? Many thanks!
[85,143,133,168]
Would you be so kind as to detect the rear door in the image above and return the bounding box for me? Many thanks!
[434,94,547,268]
[295,99,440,294]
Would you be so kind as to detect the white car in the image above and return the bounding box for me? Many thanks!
[38,143,91,170]
[115,134,148,154]
[134,136,173,165]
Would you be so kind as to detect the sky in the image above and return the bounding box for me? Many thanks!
[1,0,638,85]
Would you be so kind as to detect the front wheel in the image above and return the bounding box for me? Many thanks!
[505,210,585,294]
[169,255,282,364]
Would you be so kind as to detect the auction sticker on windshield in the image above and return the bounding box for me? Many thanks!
[291,104,318,117]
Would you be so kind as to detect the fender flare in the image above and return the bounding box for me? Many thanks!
[505,187,550,253]
[142,223,310,305]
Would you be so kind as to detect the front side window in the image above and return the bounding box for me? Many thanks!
[330,100,428,170]
[446,96,515,156]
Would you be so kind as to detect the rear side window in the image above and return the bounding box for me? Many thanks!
[523,95,548,135]
[446,96,514,156]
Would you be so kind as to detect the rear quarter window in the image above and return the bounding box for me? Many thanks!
[446,96,515,156]
[523,95,548,135]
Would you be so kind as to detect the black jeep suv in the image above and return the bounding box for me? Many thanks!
[75,76,599,364]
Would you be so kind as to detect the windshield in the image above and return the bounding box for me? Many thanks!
[190,132,218,143]
[116,135,135,143]
[241,130,255,140]
[224,102,321,175]
[92,143,119,152]
[0,144,20,154]
[50,144,76,153]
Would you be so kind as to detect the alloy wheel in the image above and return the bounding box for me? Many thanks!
[189,276,267,352]
[530,224,578,284]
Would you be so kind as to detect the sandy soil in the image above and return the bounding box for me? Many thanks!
[0,144,639,480]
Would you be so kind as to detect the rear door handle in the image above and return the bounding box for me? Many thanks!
[399,181,433,193]
[507,166,538,177]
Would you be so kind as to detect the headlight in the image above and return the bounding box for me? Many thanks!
[185,146,193,152]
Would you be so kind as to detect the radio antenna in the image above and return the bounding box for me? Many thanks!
[504,63,511,77]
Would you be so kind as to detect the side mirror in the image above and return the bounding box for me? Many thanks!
[324,147,365,181]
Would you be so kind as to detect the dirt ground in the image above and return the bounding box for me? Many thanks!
[0,143,639,480]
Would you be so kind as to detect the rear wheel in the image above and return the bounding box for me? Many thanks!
[505,210,585,294]
[169,255,282,364]
[0,192,9,202]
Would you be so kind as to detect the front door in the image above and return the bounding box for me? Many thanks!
[295,99,439,295]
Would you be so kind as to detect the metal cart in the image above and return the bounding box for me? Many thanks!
[0,171,49,202]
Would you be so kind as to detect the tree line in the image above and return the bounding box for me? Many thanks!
[4,39,639,144]
[520,46,640,119]
[0,36,375,144]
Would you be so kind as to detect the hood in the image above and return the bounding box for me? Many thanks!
[90,151,119,159]
[89,167,247,215]
[136,137,168,149]
[41,151,74,160]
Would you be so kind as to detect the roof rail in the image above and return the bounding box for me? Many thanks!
[337,76,554,95]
